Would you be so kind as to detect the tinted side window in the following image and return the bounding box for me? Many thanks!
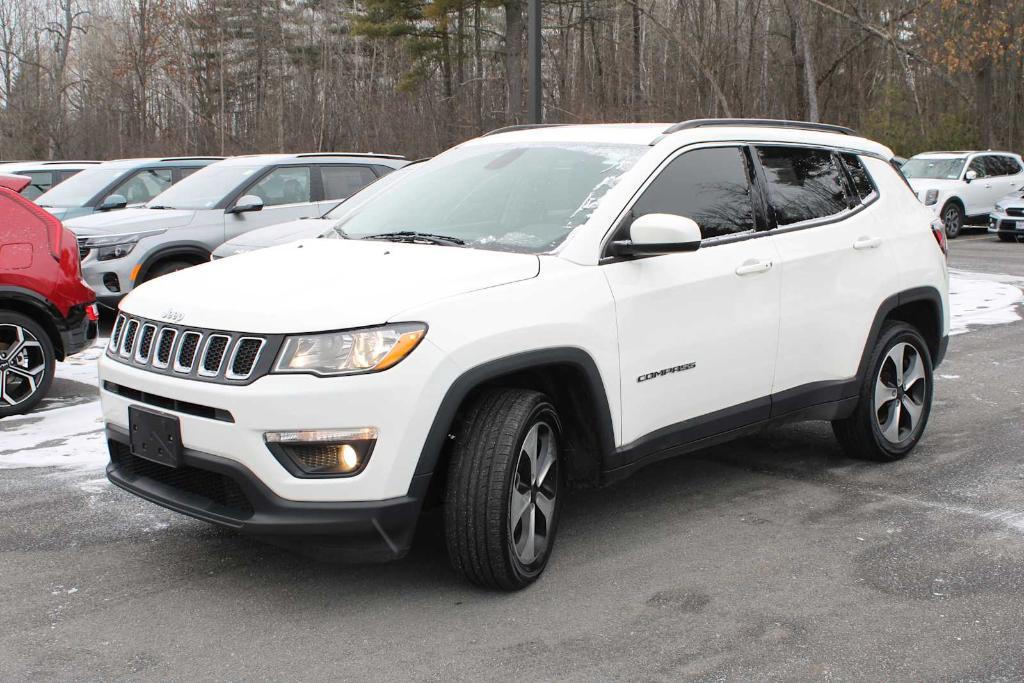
[1005,157,1024,175]
[321,165,377,200]
[968,157,989,178]
[247,166,311,207]
[840,153,876,202]
[756,146,849,225]
[20,171,55,200]
[178,167,200,180]
[631,146,755,240]
[111,169,174,204]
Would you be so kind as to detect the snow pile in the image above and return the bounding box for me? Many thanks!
[948,270,1023,335]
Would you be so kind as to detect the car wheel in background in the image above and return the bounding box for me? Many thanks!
[0,312,56,418]
[143,260,195,283]
[941,202,963,239]
[445,388,563,590]
[833,322,933,462]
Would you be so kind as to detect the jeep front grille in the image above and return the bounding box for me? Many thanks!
[106,314,279,384]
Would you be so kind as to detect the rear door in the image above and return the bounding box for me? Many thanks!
[224,165,318,241]
[759,146,900,409]
[603,145,781,447]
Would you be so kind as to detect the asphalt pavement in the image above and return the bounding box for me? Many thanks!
[1,234,1023,681]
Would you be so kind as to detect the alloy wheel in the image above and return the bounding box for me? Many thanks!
[873,342,927,444]
[0,324,47,408]
[508,420,558,567]
[943,206,962,237]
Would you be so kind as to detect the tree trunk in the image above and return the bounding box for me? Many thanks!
[504,0,524,123]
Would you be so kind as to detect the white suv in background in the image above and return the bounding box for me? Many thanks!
[67,153,407,307]
[902,151,1024,238]
[98,120,949,590]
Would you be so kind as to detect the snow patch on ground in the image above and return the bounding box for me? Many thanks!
[948,270,1024,335]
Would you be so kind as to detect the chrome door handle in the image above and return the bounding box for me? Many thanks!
[735,259,773,276]
[853,236,882,250]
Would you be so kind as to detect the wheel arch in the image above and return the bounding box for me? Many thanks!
[413,347,616,501]
[0,289,65,360]
[857,286,946,380]
[136,243,211,283]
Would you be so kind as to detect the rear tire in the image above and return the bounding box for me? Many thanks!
[0,311,56,418]
[444,388,563,590]
[143,259,195,283]
[941,202,963,239]
[832,322,933,462]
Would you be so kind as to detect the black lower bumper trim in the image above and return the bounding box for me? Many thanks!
[105,425,430,561]
[59,303,98,357]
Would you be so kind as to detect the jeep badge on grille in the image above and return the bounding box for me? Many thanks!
[161,309,185,323]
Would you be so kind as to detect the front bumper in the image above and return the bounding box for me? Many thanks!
[81,253,134,308]
[106,425,431,560]
[988,214,1024,234]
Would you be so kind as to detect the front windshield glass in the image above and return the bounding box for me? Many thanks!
[147,165,263,210]
[329,142,646,253]
[35,167,130,207]
[902,157,966,180]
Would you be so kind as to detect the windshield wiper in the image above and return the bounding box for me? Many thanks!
[362,231,466,247]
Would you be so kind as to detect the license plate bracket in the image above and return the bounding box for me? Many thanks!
[129,406,183,468]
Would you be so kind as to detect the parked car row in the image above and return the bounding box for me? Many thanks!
[901,150,1024,241]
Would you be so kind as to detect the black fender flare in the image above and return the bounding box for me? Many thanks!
[136,243,211,283]
[0,286,67,358]
[410,347,616,482]
[855,285,946,381]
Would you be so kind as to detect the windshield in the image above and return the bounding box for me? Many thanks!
[147,164,263,210]
[35,167,130,207]
[328,142,646,253]
[902,157,966,180]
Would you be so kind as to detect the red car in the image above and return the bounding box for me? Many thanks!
[0,174,97,416]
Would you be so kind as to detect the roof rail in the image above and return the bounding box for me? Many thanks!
[481,124,570,137]
[661,118,856,137]
[159,156,225,162]
[41,160,101,165]
[295,152,407,160]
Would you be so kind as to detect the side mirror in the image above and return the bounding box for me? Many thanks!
[965,169,978,183]
[610,213,702,257]
[99,194,128,211]
[228,195,264,214]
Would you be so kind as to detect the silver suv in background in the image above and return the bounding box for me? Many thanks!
[35,157,224,221]
[0,160,101,199]
[68,153,407,307]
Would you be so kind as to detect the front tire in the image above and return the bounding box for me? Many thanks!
[0,312,56,418]
[941,202,964,239]
[833,322,933,462]
[142,259,194,283]
[445,388,563,590]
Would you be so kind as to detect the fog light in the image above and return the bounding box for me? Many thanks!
[264,428,377,477]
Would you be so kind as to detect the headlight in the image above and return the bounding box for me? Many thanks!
[79,230,167,261]
[273,323,427,376]
[924,190,939,206]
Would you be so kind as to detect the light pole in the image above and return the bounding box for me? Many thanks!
[528,0,542,124]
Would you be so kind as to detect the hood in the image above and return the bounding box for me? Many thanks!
[907,178,961,193]
[121,239,541,333]
[64,207,196,236]
[213,219,331,259]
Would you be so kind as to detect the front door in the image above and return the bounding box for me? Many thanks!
[603,145,781,449]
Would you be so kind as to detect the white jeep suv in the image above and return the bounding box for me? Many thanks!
[902,151,1024,238]
[99,119,949,590]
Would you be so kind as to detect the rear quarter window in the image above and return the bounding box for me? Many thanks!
[756,146,850,225]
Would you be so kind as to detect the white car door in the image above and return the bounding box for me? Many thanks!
[759,147,900,405]
[225,165,320,242]
[963,155,1006,215]
[603,145,781,447]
